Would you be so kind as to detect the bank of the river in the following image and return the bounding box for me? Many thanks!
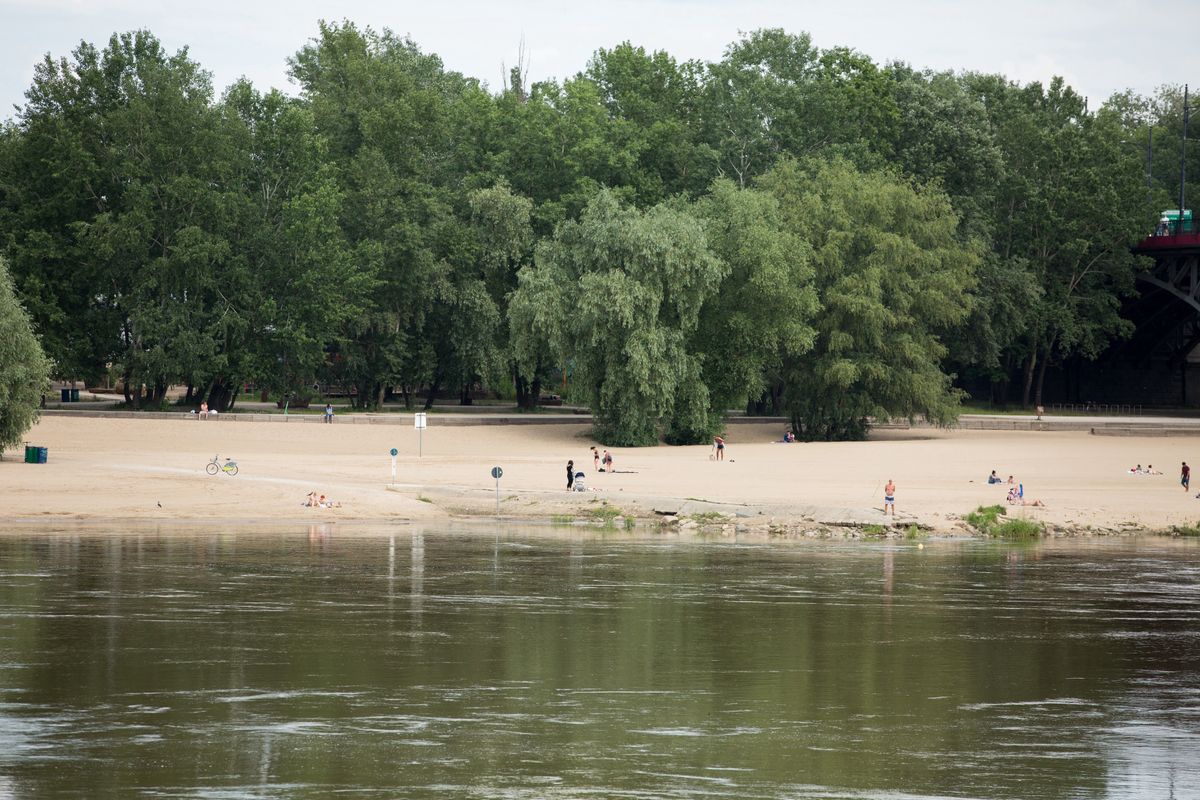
[6,414,1200,537]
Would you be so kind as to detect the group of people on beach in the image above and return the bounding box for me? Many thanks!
[304,492,340,508]
[986,470,1045,507]
[565,447,615,490]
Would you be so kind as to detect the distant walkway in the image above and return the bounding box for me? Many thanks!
[37,407,1200,434]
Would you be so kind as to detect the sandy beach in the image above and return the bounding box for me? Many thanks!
[4,414,1200,534]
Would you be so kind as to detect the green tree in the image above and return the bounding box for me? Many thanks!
[688,179,817,430]
[510,189,724,445]
[290,21,483,409]
[967,76,1149,406]
[1,31,230,407]
[762,159,977,440]
[0,257,51,455]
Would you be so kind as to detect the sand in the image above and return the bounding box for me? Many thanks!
[4,414,1200,533]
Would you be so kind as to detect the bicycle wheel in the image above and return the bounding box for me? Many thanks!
[206,462,218,475]
[227,465,238,476]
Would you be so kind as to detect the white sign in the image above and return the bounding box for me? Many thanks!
[414,412,427,430]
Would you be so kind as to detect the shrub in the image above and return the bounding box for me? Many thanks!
[964,505,1006,534]
[992,518,1043,538]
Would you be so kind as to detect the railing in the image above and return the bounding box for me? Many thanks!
[1049,403,1142,416]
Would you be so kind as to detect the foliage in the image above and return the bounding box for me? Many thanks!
[0,258,51,454]
[992,518,1044,538]
[964,504,1006,533]
[510,190,723,445]
[762,159,977,440]
[0,23,1167,435]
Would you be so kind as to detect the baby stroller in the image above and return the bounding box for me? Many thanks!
[572,471,588,491]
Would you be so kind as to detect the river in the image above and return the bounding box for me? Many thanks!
[0,525,1197,798]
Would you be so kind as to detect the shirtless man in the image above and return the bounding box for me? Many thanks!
[884,479,896,515]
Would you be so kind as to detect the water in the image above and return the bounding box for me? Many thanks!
[0,526,1197,799]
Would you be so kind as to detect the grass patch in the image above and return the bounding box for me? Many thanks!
[1170,521,1200,536]
[688,511,728,523]
[904,524,926,539]
[550,515,575,526]
[862,524,887,536]
[416,495,434,504]
[623,516,636,531]
[992,518,1044,538]
[964,504,1006,534]
[585,504,622,527]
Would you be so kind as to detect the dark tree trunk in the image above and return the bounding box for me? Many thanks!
[514,369,530,409]
[1034,344,1051,408]
[459,383,473,405]
[1021,344,1038,408]
[123,369,134,407]
[424,375,441,411]
[530,376,542,410]
[374,382,385,410]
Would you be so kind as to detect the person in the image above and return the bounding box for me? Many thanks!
[713,435,726,461]
[324,403,334,424]
[1183,461,1191,492]
[987,470,1001,484]
[1006,486,1020,504]
[1158,217,1170,236]
[566,459,575,491]
[1148,464,1161,474]
[1007,475,1014,484]
[883,479,895,515]
[603,450,613,472]
[304,492,318,507]
[592,447,600,472]
[199,401,208,419]
[785,431,795,443]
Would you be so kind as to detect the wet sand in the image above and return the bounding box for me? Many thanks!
[4,415,1200,533]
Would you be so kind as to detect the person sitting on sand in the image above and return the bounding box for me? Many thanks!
[1007,475,1014,484]
[199,401,209,419]
[1147,464,1162,475]
[304,492,318,507]
[1006,487,1020,504]
[988,470,1001,484]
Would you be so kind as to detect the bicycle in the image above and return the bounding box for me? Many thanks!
[205,455,239,476]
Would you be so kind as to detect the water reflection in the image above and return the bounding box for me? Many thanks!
[0,529,1196,799]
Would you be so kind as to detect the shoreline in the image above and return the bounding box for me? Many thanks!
[6,414,1200,538]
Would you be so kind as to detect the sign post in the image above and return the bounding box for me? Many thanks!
[390,447,398,485]
[491,466,503,514]
[414,412,427,457]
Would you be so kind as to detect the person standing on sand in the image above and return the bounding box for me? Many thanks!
[566,460,575,491]
[884,479,896,515]
[713,435,725,461]
[603,450,613,472]
[592,447,600,472]
[1183,462,1191,491]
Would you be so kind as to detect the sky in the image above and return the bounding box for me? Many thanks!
[1,0,1197,119]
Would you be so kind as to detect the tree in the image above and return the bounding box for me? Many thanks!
[688,179,817,431]
[1,31,230,407]
[0,257,51,455]
[762,159,977,440]
[966,75,1149,406]
[509,189,724,445]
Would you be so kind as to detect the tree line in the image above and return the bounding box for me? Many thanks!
[0,23,1182,445]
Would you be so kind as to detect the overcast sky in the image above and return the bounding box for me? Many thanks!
[2,0,1196,120]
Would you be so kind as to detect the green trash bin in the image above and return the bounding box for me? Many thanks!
[70,388,80,402]
[24,445,36,463]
